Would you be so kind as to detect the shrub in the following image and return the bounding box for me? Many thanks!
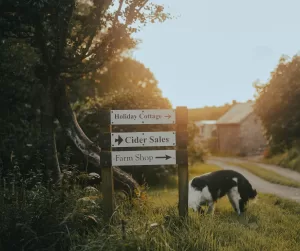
[0,174,107,250]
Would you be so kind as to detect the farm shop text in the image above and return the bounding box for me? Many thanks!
[115,153,155,162]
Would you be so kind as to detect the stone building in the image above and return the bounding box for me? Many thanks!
[216,101,267,155]
[194,120,217,142]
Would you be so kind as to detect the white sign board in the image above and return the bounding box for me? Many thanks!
[111,150,176,166]
[111,131,176,147]
[110,109,175,125]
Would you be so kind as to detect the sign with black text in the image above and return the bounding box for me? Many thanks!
[110,109,175,125]
[111,131,176,147]
[111,150,176,166]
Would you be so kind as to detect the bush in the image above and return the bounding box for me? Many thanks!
[263,144,300,172]
[202,137,218,154]
[0,172,108,251]
[187,122,206,165]
[188,142,206,165]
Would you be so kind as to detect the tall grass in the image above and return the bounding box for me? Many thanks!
[263,147,300,172]
[2,162,300,251]
[70,192,300,251]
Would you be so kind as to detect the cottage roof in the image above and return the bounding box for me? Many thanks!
[216,101,254,124]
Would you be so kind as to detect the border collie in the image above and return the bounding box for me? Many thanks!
[188,170,257,215]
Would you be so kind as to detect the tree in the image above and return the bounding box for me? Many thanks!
[69,57,164,102]
[0,0,170,193]
[0,39,43,178]
[254,55,300,153]
[188,103,233,122]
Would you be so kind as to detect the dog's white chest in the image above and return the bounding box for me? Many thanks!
[188,182,213,211]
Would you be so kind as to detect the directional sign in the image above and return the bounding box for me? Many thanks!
[111,150,176,166]
[111,131,176,147]
[110,109,175,125]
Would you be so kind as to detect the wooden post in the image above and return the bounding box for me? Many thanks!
[176,106,189,218]
[101,124,115,222]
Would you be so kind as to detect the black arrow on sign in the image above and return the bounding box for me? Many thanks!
[164,114,172,119]
[115,135,123,145]
[155,155,172,160]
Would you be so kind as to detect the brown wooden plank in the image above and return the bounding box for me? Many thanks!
[175,107,189,218]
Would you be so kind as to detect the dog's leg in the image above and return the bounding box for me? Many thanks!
[207,201,215,214]
[239,199,247,216]
[227,193,238,213]
[227,187,241,215]
[197,205,205,215]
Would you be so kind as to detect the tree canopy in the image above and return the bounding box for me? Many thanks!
[70,57,165,102]
[188,102,235,122]
[0,0,171,192]
[254,55,300,153]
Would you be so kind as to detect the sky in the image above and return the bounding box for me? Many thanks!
[132,0,300,108]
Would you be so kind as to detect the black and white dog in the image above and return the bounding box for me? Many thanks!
[188,170,257,215]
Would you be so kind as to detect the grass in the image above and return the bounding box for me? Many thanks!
[3,162,300,250]
[70,193,300,251]
[226,161,300,188]
[80,162,300,251]
[262,152,287,165]
[262,148,300,173]
[105,194,300,251]
[189,162,221,177]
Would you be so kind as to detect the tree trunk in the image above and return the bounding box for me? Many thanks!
[40,77,61,185]
[54,82,140,197]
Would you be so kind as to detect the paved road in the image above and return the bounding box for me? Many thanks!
[207,158,300,203]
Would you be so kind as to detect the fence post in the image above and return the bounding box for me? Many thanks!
[101,124,114,222]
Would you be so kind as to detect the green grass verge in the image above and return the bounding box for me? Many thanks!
[4,162,300,251]
[262,149,300,173]
[80,162,300,251]
[262,152,287,165]
[76,194,300,251]
[226,161,300,188]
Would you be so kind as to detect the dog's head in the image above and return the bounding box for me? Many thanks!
[249,188,257,199]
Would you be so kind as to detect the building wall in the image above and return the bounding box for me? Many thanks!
[199,124,217,140]
[239,113,267,155]
[217,124,241,154]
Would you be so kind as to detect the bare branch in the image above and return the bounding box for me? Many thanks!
[125,0,149,26]
[54,82,140,196]
[112,0,125,30]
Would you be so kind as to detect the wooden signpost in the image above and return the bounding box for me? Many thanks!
[101,107,188,220]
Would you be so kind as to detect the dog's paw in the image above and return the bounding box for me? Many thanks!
[198,208,205,215]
